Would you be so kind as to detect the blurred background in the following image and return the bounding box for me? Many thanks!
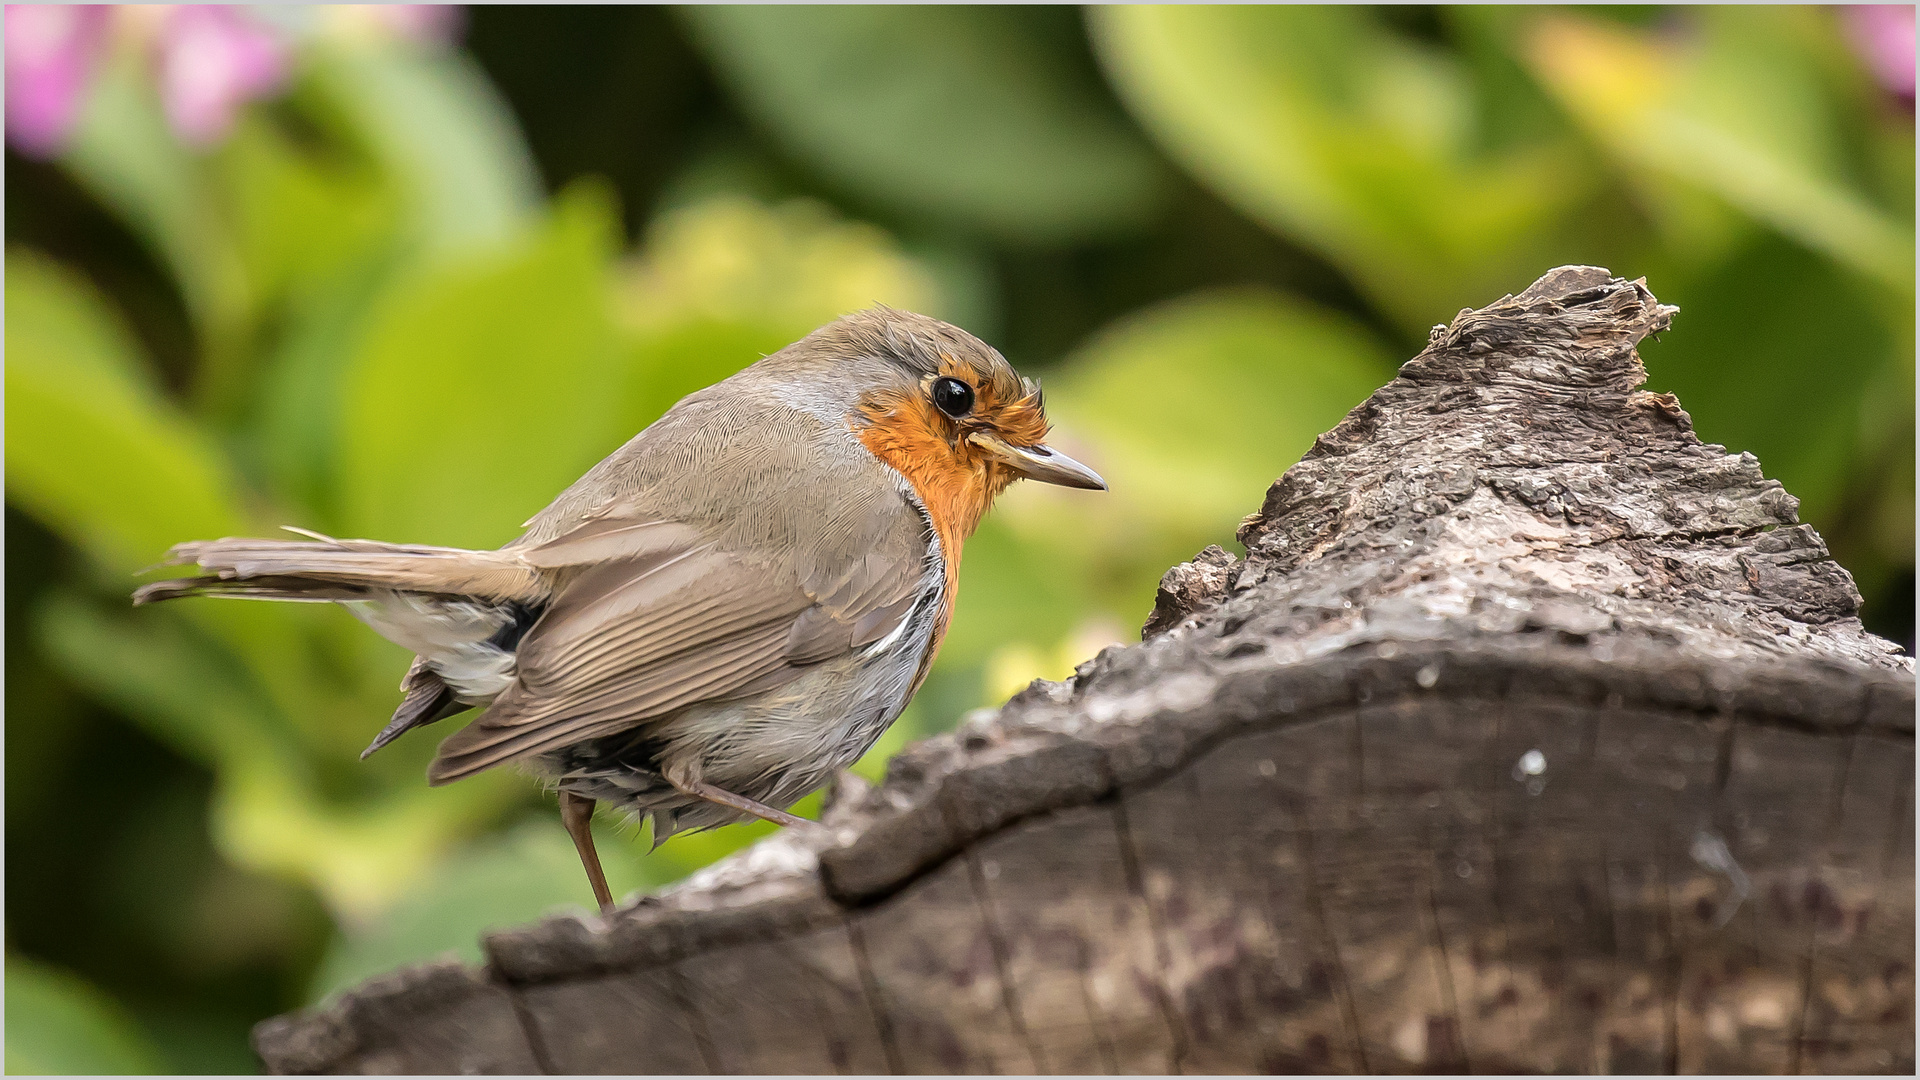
[4,4,1912,1072]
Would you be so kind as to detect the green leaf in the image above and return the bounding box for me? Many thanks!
[613,196,942,431]
[1641,232,1899,524]
[246,249,404,527]
[63,53,249,343]
[61,52,265,417]
[307,817,657,1002]
[216,110,407,512]
[1523,9,1914,291]
[36,593,291,771]
[984,288,1394,637]
[1091,5,1610,333]
[305,40,541,258]
[620,197,944,336]
[217,112,400,306]
[338,184,625,548]
[1045,287,1393,544]
[5,254,408,787]
[306,799,830,1004]
[619,319,798,435]
[3,249,248,573]
[941,515,1090,669]
[35,588,522,921]
[681,6,1162,242]
[5,956,164,1075]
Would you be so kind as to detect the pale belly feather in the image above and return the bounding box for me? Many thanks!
[536,575,942,843]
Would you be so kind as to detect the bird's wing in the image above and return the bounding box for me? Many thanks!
[425,506,933,784]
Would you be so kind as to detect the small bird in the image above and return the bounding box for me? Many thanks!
[134,308,1104,913]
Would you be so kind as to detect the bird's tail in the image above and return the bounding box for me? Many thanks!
[134,530,551,755]
[131,529,544,606]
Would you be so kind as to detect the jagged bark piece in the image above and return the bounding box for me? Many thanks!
[1142,543,1239,638]
[254,267,1913,1075]
[252,961,543,1075]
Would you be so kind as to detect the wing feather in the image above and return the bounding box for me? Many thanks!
[426,512,933,785]
[515,518,700,568]
[429,620,795,777]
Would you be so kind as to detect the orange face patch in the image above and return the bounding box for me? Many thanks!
[852,355,1048,561]
[851,353,1051,687]
[944,352,1048,450]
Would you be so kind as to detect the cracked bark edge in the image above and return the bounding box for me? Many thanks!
[450,638,1911,988]
[252,267,1914,1074]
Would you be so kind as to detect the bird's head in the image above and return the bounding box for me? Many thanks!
[802,307,1105,550]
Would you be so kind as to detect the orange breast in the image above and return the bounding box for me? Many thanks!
[854,396,1012,683]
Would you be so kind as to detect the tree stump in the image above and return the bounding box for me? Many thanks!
[254,267,1914,1075]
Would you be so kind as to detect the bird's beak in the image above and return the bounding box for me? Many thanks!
[968,432,1107,491]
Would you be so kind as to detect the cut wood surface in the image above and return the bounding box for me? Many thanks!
[255,266,1915,1075]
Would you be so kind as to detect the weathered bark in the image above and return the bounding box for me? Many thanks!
[255,267,1915,1075]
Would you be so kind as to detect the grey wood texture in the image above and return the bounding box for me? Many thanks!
[254,267,1915,1074]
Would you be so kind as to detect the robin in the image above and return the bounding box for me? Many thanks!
[133,308,1104,913]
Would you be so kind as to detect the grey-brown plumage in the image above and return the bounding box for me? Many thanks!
[134,307,1105,908]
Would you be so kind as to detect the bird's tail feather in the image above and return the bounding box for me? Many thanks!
[133,530,545,759]
[131,531,544,606]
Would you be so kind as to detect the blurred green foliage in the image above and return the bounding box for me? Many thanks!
[5,956,165,1075]
[6,6,1911,1072]
[682,6,1164,241]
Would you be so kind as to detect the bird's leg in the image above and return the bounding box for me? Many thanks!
[665,764,814,830]
[558,790,614,915]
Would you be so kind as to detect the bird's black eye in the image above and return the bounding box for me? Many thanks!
[931,376,974,418]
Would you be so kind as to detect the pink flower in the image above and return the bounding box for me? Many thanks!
[5,5,109,158]
[373,5,464,46]
[156,5,289,148]
[1844,5,1916,101]
[322,5,465,48]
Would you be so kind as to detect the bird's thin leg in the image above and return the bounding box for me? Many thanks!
[559,790,614,914]
[665,769,814,830]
